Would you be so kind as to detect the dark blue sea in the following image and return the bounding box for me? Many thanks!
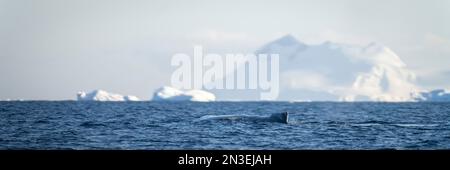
[1,101,449,149]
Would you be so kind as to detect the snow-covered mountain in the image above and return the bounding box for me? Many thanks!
[412,89,450,102]
[152,86,216,102]
[77,90,140,101]
[257,34,419,101]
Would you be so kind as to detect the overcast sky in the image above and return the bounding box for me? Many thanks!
[0,0,449,100]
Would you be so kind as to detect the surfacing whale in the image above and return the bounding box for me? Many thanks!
[195,112,289,124]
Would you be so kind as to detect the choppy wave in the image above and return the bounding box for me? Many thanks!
[0,101,449,149]
[392,123,440,127]
[352,120,441,128]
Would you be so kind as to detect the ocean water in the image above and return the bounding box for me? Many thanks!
[0,101,449,149]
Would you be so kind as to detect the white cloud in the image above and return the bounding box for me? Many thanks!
[424,33,450,53]
[302,29,374,46]
[187,29,250,44]
[398,33,450,90]
[183,29,263,53]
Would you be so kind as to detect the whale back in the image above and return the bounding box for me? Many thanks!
[269,112,289,124]
[196,112,289,124]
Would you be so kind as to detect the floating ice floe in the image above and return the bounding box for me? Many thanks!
[77,90,140,101]
[152,86,215,102]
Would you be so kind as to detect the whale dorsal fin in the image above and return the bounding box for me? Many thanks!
[283,112,289,124]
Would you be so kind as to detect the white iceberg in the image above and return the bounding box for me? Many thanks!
[412,89,450,102]
[152,86,216,102]
[77,90,140,101]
